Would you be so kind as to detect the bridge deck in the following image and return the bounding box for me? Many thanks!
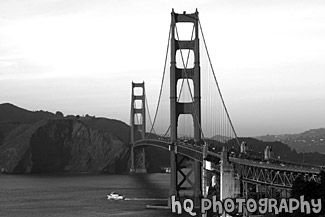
[207,151,321,174]
[134,139,322,174]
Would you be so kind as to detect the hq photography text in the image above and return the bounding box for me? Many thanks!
[170,195,322,216]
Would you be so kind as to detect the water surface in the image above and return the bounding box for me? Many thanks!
[0,173,180,217]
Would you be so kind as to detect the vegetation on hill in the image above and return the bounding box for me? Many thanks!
[256,128,325,154]
[79,116,133,143]
[277,172,325,217]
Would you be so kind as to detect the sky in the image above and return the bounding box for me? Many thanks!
[0,0,324,137]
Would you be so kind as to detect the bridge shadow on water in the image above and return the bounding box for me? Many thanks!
[129,173,170,201]
[129,173,200,217]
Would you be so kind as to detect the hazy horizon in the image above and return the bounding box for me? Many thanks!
[1,101,323,138]
[1,0,324,137]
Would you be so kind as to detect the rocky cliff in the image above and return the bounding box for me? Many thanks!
[0,119,129,174]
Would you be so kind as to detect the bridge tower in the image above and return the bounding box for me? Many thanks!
[130,82,147,173]
[169,9,202,204]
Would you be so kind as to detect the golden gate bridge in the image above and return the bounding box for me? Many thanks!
[129,9,322,217]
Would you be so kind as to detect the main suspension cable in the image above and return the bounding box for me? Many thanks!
[148,25,172,135]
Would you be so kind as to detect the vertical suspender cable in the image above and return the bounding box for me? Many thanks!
[144,90,156,136]
[198,19,240,147]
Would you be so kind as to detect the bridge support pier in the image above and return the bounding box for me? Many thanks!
[130,148,147,174]
[220,147,241,217]
[168,145,177,207]
[130,145,135,173]
[220,147,240,200]
[130,82,147,174]
[193,160,201,206]
[168,144,202,208]
[133,147,147,173]
[202,144,209,198]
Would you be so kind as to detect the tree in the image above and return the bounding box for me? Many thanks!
[55,111,64,117]
[280,173,325,217]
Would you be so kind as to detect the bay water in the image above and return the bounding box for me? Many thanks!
[0,173,181,217]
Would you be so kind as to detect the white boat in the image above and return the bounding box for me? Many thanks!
[107,192,124,200]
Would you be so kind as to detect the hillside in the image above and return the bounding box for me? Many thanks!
[0,103,60,147]
[79,116,134,143]
[0,119,129,174]
[0,103,56,124]
[226,137,325,166]
[0,103,168,174]
[256,128,325,154]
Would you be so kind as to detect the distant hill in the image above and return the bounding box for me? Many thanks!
[227,137,325,166]
[210,135,231,143]
[256,128,325,154]
[0,103,56,124]
[79,116,134,144]
[0,103,59,147]
[0,103,135,144]
[0,103,168,173]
